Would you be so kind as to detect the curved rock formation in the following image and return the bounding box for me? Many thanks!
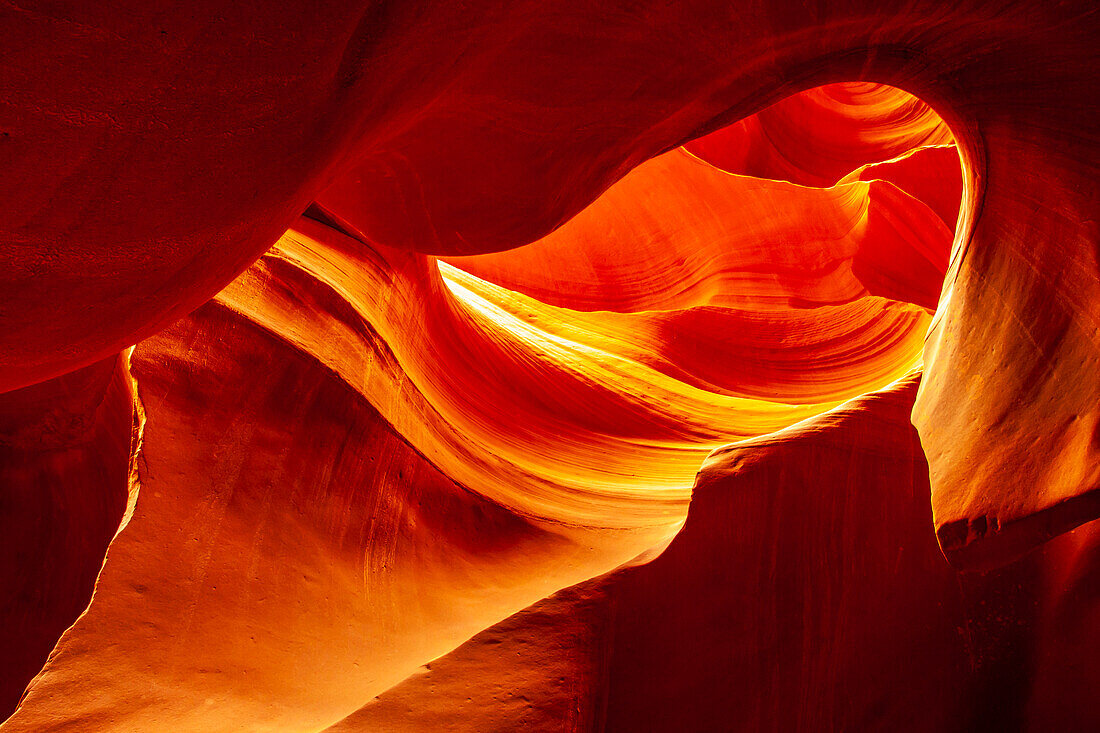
[334,377,1100,732]
[0,101,961,724]
[2,0,1095,563]
[442,145,953,315]
[1,0,1097,730]
[684,82,953,188]
[3,195,937,728]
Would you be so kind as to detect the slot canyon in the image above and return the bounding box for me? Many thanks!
[0,2,1097,731]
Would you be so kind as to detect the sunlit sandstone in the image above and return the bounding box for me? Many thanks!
[1,1,1097,730]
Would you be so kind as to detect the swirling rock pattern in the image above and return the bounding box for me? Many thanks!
[2,195,939,728]
[0,0,1097,730]
[334,378,1100,732]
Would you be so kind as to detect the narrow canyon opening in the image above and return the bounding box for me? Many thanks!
[4,4,1098,730]
[431,81,962,530]
[2,83,965,727]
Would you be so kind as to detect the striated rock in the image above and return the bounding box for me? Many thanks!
[0,0,1096,727]
[597,376,976,731]
[3,301,612,732]
[684,83,953,187]
[4,11,1096,565]
[216,216,931,528]
[335,379,1100,732]
[0,201,937,729]
[0,0,1094,565]
[839,144,963,233]
[442,146,954,315]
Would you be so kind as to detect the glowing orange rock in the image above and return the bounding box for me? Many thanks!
[0,0,1097,728]
[1,202,934,729]
[839,144,963,232]
[325,585,610,732]
[336,380,1100,732]
[593,376,974,731]
[442,146,954,315]
[684,83,952,187]
[4,299,624,732]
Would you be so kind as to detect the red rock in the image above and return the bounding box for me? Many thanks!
[0,354,140,719]
[1,0,1097,727]
[685,83,952,187]
[334,379,1100,731]
[0,205,939,729]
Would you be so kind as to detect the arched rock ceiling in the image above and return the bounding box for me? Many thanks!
[1,0,1095,568]
[0,1,1097,730]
